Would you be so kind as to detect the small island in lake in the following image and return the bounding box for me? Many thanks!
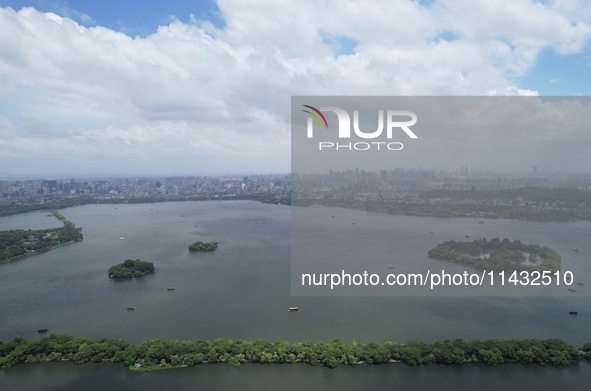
[108,259,155,278]
[188,240,218,252]
[428,237,561,272]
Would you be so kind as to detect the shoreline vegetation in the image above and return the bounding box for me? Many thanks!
[108,259,155,279]
[291,194,591,222]
[428,238,561,272]
[0,335,589,371]
[3,186,591,222]
[188,241,218,252]
[0,210,83,264]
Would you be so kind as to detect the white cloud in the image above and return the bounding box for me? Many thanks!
[0,1,590,176]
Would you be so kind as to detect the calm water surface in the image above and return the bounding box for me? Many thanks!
[0,201,589,388]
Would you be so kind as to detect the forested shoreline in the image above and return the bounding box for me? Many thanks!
[0,335,589,371]
[0,213,83,263]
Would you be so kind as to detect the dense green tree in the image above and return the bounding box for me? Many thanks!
[0,335,586,370]
[108,259,155,279]
[188,241,218,252]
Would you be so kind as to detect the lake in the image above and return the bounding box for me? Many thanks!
[0,201,589,388]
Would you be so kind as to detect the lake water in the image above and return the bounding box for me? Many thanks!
[1,361,591,391]
[0,201,590,388]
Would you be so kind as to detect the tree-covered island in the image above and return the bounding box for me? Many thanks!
[0,214,83,263]
[188,241,218,252]
[108,259,155,278]
[428,238,561,272]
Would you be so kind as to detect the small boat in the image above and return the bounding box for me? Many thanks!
[569,311,578,315]
[576,282,584,286]
[465,235,470,238]
[429,231,434,234]
[479,221,484,224]
[331,215,335,218]
[120,237,124,240]
[568,289,577,293]
[127,307,136,311]
[166,287,176,291]
[288,307,299,311]
[572,247,582,252]
[37,328,48,333]
[388,266,396,269]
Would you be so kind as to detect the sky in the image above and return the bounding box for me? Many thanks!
[0,0,591,178]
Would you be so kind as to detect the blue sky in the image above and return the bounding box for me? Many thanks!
[0,0,591,177]
[0,0,225,34]
[1,0,588,95]
[521,49,591,95]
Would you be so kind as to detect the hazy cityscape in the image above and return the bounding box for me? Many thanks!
[0,174,291,206]
[4,168,591,208]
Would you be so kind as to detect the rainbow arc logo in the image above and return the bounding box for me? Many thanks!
[302,105,328,129]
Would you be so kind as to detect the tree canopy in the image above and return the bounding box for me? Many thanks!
[188,241,218,252]
[428,238,561,272]
[0,335,585,371]
[108,259,155,279]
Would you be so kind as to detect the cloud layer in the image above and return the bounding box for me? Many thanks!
[0,1,590,176]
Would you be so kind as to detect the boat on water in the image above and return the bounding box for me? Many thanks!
[576,282,585,286]
[479,221,484,224]
[37,328,48,333]
[572,247,582,252]
[388,266,396,269]
[568,289,577,293]
[288,307,299,311]
[127,307,136,311]
[120,237,124,240]
[569,311,578,315]
[166,287,176,291]
[429,231,434,234]
[465,235,470,238]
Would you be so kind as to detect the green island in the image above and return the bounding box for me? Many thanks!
[108,259,155,279]
[428,238,561,272]
[188,241,218,252]
[0,335,588,371]
[0,211,83,263]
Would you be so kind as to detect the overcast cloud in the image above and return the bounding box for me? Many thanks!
[1,1,591,177]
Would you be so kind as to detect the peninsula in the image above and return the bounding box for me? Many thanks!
[0,210,83,263]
